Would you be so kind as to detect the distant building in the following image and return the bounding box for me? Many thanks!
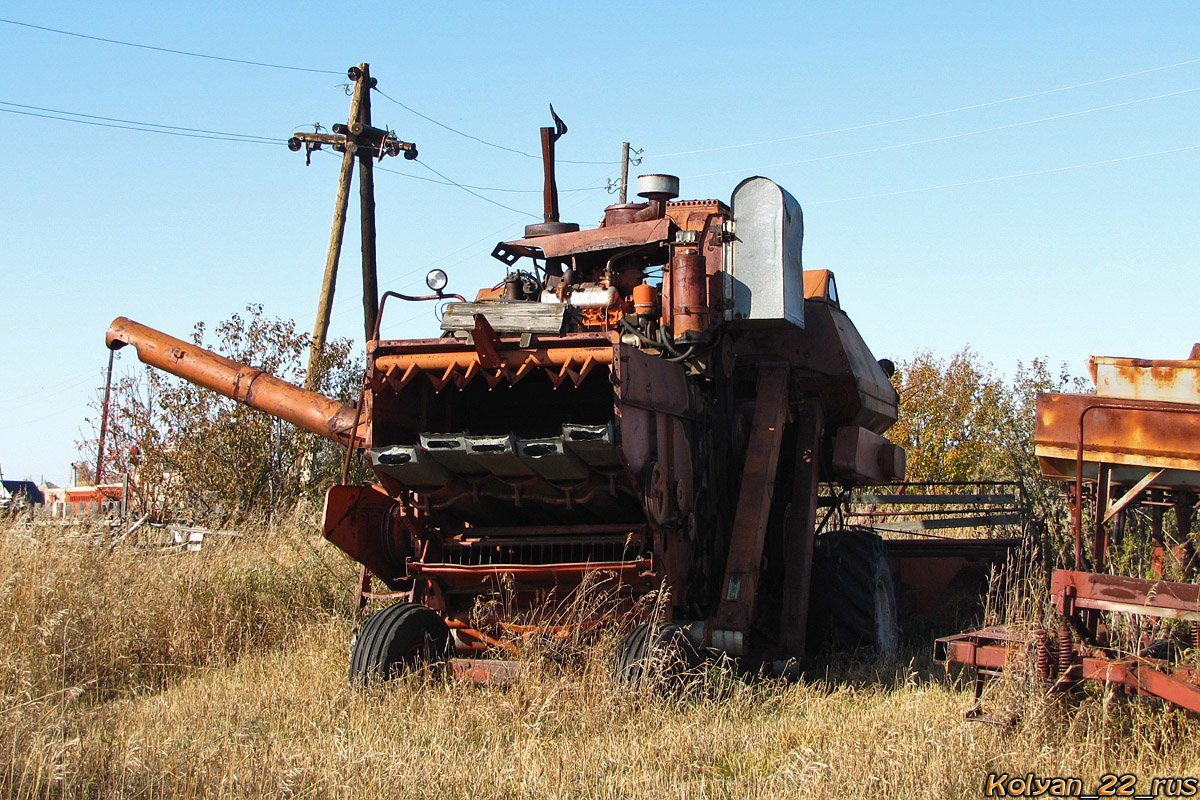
[41,483,126,518]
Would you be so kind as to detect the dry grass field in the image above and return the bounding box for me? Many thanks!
[3,519,1198,799]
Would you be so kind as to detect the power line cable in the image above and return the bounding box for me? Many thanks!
[0,105,287,144]
[372,88,615,166]
[0,100,280,143]
[654,56,1200,158]
[680,86,1200,180]
[376,163,605,193]
[0,17,342,75]
[412,160,539,218]
[807,144,1200,205]
[316,147,604,193]
[0,18,617,167]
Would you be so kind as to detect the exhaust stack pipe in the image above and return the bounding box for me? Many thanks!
[105,317,363,446]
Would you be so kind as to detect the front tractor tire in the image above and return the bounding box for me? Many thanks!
[808,528,899,660]
[349,602,450,683]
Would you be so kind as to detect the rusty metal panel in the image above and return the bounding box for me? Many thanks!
[1089,354,1200,405]
[831,425,906,483]
[614,343,692,416]
[321,484,405,589]
[888,538,1020,624]
[711,365,791,651]
[499,217,674,259]
[449,658,524,686]
[407,558,654,591]
[827,309,900,432]
[1035,392,1200,481]
[1052,569,1200,621]
[731,302,898,434]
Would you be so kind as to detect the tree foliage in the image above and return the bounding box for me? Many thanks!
[888,348,1083,485]
[82,305,365,525]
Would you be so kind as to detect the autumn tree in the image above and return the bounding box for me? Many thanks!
[888,348,1083,484]
[82,306,365,525]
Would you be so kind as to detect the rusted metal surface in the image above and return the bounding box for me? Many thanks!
[407,558,654,591]
[1097,659,1200,713]
[1089,352,1200,405]
[831,425,906,483]
[939,346,1200,716]
[888,538,1021,625]
[107,317,363,445]
[939,626,1200,715]
[449,658,524,686]
[670,242,707,342]
[371,340,615,392]
[495,217,674,261]
[934,627,1021,671]
[1036,393,1200,480]
[776,400,824,656]
[538,107,567,226]
[710,365,791,654]
[321,484,405,589]
[1052,569,1200,621]
[733,301,899,434]
[1035,389,1200,568]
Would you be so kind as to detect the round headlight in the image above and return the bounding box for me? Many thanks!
[426,269,448,293]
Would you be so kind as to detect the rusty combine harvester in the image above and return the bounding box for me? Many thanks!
[937,345,1200,714]
[107,127,1009,681]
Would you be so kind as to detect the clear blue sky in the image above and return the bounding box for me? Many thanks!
[2,2,1198,485]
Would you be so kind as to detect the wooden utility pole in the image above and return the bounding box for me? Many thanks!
[290,64,416,392]
[618,141,630,204]
[304,67,368,392]
[95,347,116,484]
[357,65,379,343]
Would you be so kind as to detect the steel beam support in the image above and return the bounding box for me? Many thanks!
[776,398,823,657]
[710,363,791,654]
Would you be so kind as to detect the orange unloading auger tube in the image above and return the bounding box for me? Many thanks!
[105,317,364,447]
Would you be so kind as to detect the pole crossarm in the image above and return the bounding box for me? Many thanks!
[288,127,416,162]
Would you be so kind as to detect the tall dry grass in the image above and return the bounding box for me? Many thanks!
[3,518,1198,799]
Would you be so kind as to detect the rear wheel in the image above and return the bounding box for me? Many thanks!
[612,622,702,687]
[808,528,899,659]
[349,602,450,683]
